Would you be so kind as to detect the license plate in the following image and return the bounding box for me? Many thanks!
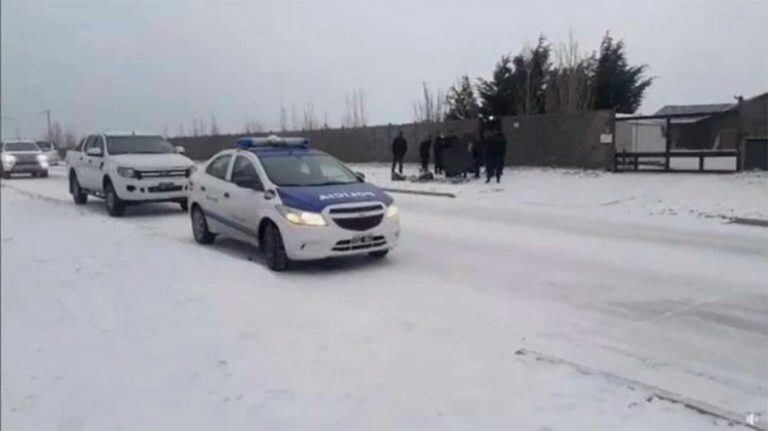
[157,182,176,190]
[350,235,374,245]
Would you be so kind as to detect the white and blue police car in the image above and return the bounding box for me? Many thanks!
[188,135,400,271]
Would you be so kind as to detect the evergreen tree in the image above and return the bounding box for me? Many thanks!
[446,75,480,120]
[477,55,516,117]
[593,32,653,113]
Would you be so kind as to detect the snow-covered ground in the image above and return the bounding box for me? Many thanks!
[2,165,767,430]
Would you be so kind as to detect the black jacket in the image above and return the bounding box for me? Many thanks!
[392,136,407,157]
[485,131,507,162]
[419,138,431,159]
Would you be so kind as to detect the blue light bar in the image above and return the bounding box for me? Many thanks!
[235,134,309,149]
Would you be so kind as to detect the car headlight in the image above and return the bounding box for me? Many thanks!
[36,154,49,165]
[2,154,16,164]
[117,167,137,178]
[276,205,327,226]
[385,204,399,218]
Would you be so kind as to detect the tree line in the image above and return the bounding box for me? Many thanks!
[442,32,654,122]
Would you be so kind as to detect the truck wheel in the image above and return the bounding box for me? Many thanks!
[191,206,215,244]
[104,180,125,217]
[263,223,289,271]
[369,249,389,259]
[70,173,88,204]
[40,170,49,178]
[179,199,188,212]
[2,172,9,180]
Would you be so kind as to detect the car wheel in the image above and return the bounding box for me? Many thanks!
[1,172,9,180]
[369,249,389,259]
[70,173,88,204]
[263,223,289,271]
[104,180,125,217]
[179,199,188,212]
[40,170,49,178]
[191,205,215,244]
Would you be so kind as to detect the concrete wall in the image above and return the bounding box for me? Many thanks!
[171,110,615,169]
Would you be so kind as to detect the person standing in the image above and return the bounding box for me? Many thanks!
[433,132,446,175]
[464,132,483,178]
[391,130,407,175]
[485,125,507,184]
[419,134,432,172]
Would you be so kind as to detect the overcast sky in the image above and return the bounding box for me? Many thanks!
[2,0,767,139]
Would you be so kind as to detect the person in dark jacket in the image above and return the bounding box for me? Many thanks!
[433,132,446,175]
[419,134,432,172]
[484,126,507,183]
[391,130,407,175]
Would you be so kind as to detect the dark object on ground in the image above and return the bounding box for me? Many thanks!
[730,217,768,227]
[391,172,407,181]
[382,187,456,198]
[442,142,473,177]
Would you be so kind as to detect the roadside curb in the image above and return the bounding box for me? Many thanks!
[515,348,765,430]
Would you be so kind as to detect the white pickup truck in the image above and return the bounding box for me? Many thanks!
[66,132,195,216]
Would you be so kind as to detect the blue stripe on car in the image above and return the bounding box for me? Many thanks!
[203,209,258,237]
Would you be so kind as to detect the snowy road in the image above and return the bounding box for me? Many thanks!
[2,166,767,430]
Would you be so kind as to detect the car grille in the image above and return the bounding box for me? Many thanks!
[333,214,383,231]
[332,235,386,251]
[14,154,38,164]
[329,204,383,214]
[136,168,190,179]
[147,185,184,193]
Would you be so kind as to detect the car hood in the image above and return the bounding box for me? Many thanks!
[4,151,41,156]
[277,182,393,212]
[109,153,193,169]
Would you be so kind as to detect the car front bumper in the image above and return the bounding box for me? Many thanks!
[2,162,47,174]
[277,214,400,261]
[114,177,190,202]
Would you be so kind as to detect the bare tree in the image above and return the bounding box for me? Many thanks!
[47,120,64,145]
[290,104,300,132]
[210,114,220,136]
[342,89,368,128]
[413,82,446,123]
[177,123,185,138]
[545,34,595,113]
[244,119,264,134]
[301,102,318,131]
[279,103,288,132]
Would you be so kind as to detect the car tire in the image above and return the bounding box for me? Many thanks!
[1,172,9,180]
[263,223,289,271]
[40,170,49,178]
[70,173,88,205]
[179,199,188,212]
[104,180,125,217]
[191,205,216,244]
[369,249,389,259]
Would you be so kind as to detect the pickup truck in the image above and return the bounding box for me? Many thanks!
[67,132,195,216]
[1,140,49,178]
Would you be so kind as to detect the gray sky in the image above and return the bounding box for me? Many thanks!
[2,0,767,139]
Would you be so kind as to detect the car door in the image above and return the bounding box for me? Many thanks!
[78,135,101,189]
[224,154,267,242]
[199,153,234,231]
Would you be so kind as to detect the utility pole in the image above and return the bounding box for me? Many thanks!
[44,110,51,141]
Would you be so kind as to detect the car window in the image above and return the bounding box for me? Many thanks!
[83,135,96,152]
[258,154,360,187]
[93,136,104,155]
[206,154,232,180]
[231,155,264,189]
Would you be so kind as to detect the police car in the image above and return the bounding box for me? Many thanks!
[188,135,400,271]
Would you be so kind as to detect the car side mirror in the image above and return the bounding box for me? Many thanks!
[354,171,366,181]
[86,147,103,157]
[175,146,186,153]
[234,176,263,191]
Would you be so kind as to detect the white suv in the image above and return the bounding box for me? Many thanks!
[66,132,195,216]
[188,136,400,271]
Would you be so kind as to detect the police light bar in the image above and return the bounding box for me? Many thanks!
[235,134,309,149]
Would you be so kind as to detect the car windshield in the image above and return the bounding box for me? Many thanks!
[106,136,176,155]
[259,153,361,187]
[3,142,40,152]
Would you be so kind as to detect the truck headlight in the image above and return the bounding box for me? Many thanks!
[385,204,399,218]
[117,167,136,178]
[2,154,16,165]
[276,205,327,226]
[36,154,49,167]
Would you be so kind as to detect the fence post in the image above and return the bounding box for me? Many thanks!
[664,117,671,171]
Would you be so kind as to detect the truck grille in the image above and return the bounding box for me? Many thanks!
[14,154,38,164]
[136,169,190,179]
[333,214,383,231]
[147,185,184,193]
[332,236,386,251]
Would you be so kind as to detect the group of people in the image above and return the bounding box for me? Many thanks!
[390,124,507,184]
